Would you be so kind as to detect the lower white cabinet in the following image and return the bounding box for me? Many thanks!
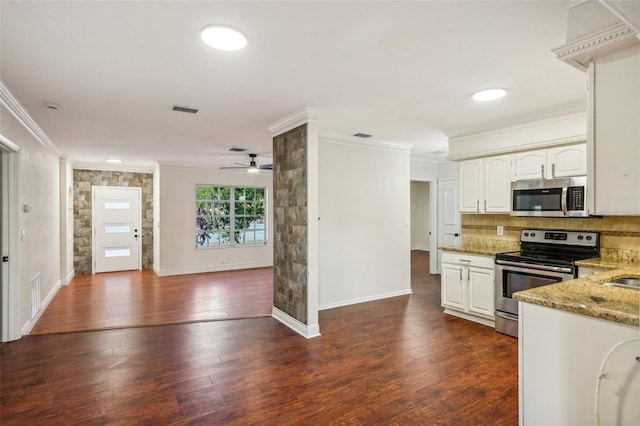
[441,251,495,327]
[519,303,639,425]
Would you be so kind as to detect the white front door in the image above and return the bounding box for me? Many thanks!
[437,178,461,273]
[92,186,142,273]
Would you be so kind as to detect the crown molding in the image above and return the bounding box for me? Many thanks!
[552,22,639,70]
[0,134,20,153]
[268,107,322,137]
[319,131,413,153]
[0,80,60,156]
[72,161,156,174]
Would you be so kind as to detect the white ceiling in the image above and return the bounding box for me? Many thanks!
[0,1,587,170]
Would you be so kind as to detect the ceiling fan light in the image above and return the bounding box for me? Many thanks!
[200,25,247,51]
[472,88,507,102]
[247,166,259,173]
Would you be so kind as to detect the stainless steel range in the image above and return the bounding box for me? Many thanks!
[494,229,600,337]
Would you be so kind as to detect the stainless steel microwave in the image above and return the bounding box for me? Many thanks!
[511,177,587,217]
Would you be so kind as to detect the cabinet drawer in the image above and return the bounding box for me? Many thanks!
[441,252,494,269]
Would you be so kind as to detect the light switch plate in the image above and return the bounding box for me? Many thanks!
[497,225,504,236]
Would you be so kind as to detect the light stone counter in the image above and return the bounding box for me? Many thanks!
[438,246,504,257]
[513,265,640,327]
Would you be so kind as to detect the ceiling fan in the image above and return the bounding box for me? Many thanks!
[221,153,272,173]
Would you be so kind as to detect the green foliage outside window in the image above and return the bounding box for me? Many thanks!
[196,185,266,248]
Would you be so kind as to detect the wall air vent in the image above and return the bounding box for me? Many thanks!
[172,105,200,114]
[229,147,247,152]
[353,133,372,138]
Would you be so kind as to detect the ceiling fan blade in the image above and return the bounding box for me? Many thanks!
[259,164,273,170]
[220,166,248,169]
[234,162,249,167]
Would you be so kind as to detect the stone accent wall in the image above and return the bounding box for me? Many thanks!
[273,124,308,324]
[461,214,640,262]
[74,169,154,275]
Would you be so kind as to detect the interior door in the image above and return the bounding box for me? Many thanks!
[93,186,141,273]
[437,178,460,273]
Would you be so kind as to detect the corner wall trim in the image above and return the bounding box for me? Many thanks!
[272,307,321,339]
[62,270,75,286]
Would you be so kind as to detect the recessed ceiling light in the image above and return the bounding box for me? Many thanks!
[105,159,122,163]
[200,25,247,51]
[472,88,507,102]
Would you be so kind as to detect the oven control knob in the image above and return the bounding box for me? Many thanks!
[524,232,529,237]
[578,235,584,240]
[586,236,592,241]
[530,232,536,237]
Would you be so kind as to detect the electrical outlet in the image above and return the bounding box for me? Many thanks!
[497,225,504,236]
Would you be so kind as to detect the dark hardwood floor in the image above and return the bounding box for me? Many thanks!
[31,267,273,335]
[1,251,518,424]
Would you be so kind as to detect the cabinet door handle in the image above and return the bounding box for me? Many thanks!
[468,269,470,281]
[476,200,479,212]
[541,164,545,178]
[459,269,462,281]
[484,200,487,212]
[552,163,556,178]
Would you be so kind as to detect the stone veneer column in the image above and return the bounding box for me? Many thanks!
[273,124,308,323]
[269,108,320,338]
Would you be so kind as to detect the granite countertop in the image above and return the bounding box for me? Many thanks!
[513,266,640,327]
[575,257,637,270]
[439,246,505,257]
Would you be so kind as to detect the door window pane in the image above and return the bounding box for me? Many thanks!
[104,225,131,234]
[105,248,131,258]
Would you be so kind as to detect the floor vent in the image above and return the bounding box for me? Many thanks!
[31,274,41,320]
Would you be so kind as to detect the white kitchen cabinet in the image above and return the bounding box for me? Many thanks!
[441,251,495,327]
[590,45,640,215]
[458,154,511,213]
[519,303,639,425]
[513,143,586,180]
[548,144,587,177]
[458,159,483,213]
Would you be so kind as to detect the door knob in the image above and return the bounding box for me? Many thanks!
[454,233,459,237]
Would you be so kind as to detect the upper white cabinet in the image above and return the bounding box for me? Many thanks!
[513,143,586,180]
[590,45,640,215]
[459,154,511,213]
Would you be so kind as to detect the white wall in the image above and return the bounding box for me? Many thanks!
[0,103,61,335]
[157,166,273,276]
[318,138,412,309]
[410,181,430,250]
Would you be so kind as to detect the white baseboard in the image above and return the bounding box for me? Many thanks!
[153,263,160,275]
[319,288,413,311]
[61,270,75,286]
[156,261,273,277]
[21,278,61,336]
[411,245,430,251]
[272,307,321,339]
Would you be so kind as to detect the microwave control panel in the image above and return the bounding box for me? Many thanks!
[567,186,585,210]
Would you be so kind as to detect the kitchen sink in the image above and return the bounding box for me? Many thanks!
[601,277,640,290]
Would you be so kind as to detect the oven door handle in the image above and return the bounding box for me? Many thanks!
[561,182,568,216]
[495,259,573,274]
[496,311,518,321]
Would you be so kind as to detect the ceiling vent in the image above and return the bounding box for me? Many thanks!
[228,147,247,152]
[172,105,200,114]
[353,133,372,138]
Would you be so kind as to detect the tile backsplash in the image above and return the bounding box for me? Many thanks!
[462,214,640,263]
